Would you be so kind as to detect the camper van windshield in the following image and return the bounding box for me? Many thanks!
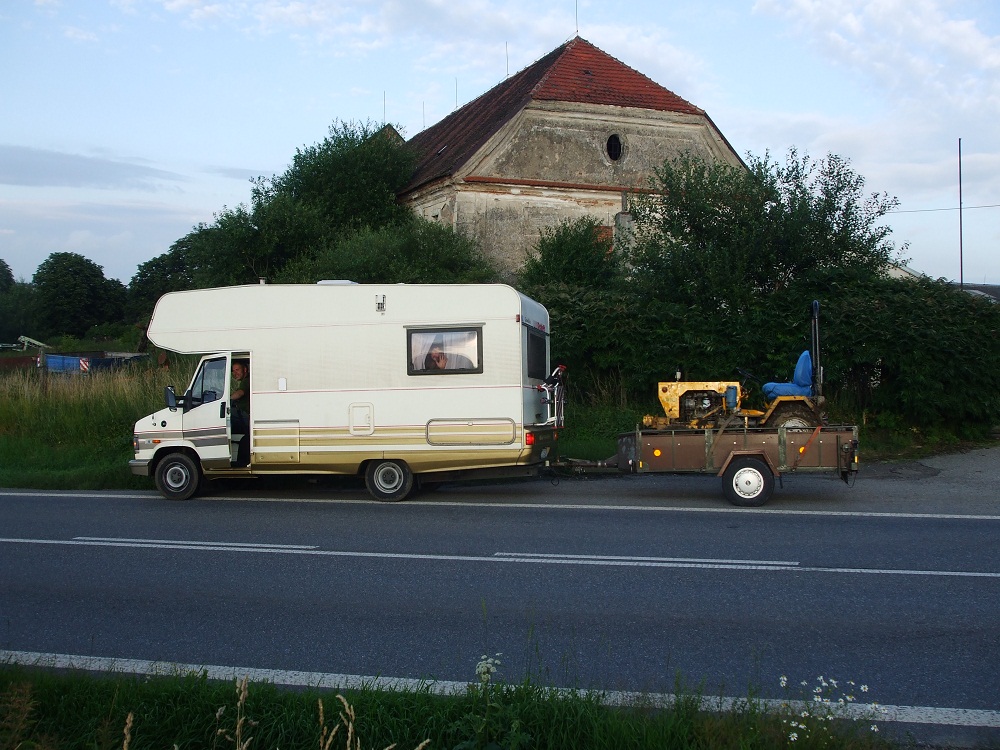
[408,328,483,375]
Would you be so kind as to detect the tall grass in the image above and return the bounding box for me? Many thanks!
[0,667,895,750]
[0,362,193,489]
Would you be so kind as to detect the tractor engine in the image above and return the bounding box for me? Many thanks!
[679,390,726,423]
[643,381,743,429]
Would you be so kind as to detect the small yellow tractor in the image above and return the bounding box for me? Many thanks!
[643,301,825,431]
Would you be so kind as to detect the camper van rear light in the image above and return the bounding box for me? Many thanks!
[525,431,535,446]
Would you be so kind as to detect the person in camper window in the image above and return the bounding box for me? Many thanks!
[424,341,473,370]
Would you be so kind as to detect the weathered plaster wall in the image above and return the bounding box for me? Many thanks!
[402,102,741,274]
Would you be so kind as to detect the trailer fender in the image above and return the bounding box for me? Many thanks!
[716,450,779,479]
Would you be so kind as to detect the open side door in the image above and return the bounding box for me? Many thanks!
[180,355,232,469]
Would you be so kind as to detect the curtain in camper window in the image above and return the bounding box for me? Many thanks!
[408,328,483,375]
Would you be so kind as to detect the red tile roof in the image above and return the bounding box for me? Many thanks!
[403,37,704,194]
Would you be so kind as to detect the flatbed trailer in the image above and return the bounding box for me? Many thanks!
[558,423,859,506]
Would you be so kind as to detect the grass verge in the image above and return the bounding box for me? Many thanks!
[0,665,896,750]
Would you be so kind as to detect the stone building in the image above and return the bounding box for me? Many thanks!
[399,36,743,272]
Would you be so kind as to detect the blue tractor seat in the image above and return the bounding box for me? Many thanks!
[762,350,813,400]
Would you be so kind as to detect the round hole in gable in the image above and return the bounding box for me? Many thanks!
[606,134,623,161]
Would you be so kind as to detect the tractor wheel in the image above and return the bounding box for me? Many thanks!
[767,403,820,431]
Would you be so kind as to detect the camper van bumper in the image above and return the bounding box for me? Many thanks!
[129,459,151,477]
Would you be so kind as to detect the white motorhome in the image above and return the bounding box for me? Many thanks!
[131,283,565,501]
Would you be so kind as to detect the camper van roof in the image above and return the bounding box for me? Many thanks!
[147,283,547,354]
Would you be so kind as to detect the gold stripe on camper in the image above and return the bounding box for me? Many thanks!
[426,418,516,446]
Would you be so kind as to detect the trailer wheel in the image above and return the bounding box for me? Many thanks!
[365,459,414,502]
[722,457,774,507]
[154,452,201,501]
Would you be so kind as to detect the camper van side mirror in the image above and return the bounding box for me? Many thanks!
[164,386,177,410]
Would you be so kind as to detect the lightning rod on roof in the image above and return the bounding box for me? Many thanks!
[575,0,579,34]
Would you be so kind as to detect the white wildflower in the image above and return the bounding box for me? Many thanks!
[475,653,502,686]
[860,684,869,692]
[789,732,798,742]
[871,724,879,733]
[780,675,788,688]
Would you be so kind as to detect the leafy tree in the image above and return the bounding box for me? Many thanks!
[628,149,903,311]
[277,219,499,285]
[519,216,623,292]
[156,120,418,289]
[517,217,646,403]
[0,258,13,292]
[268,121,415,232]
[32,252,124,338]
[127,240,195,321]
[0,282,39,343]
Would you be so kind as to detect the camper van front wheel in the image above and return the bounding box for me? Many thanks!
[155,453,200,501]
[365,459,414,502]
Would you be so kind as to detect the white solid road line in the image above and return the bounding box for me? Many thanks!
[75,536,318,549]
[3,489,1000,521]
[1,650,998,728]
[2,535,999,577]
[495,551,801,566]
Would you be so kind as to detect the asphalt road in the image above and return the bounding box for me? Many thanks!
[2,448,999,746]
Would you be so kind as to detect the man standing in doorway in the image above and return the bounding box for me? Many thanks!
[230,361,250,466]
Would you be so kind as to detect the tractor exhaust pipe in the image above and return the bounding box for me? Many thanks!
[811,300,823,399]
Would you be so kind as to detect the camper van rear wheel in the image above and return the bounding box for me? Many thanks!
[155,452,200,501]
[365,459,414,502]
[722,457,774,507]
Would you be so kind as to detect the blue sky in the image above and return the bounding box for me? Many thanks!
[1,0,998,284]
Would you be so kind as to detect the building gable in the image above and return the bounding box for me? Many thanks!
[404,36,717,195]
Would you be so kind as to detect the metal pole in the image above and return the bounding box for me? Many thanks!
[959,138,964,289]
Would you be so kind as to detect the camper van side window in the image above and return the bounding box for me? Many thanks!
[190,358,227,405]
[526,329,547,380]
[408,328,483,375]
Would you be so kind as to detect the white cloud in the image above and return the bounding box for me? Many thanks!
[754,0,1000,114]
[63,25,98,41]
